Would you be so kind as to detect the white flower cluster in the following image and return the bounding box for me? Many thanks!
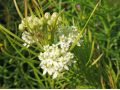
[19,12,62,31]
[18,16,41,47]
[18,12,83,79]
[38,43,74,79]
[21,31,35,47]
[68,26,83,46]
[58,26,83,47]
[45,12,62,26]
[19,16,42,31]
[19,12,62,47]
[38,26,83,79]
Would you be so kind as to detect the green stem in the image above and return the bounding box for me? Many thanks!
[70,0,101,51]
[13,0,23,19]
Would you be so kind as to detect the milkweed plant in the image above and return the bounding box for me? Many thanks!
[2,0,119,89]
[18,11,85,79]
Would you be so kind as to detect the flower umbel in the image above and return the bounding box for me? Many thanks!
[58,26,83,47]
[38,44,74,79]
[19,12,62,47]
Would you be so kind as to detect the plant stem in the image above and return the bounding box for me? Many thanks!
[70,0,101,51]
[13,0,23,19]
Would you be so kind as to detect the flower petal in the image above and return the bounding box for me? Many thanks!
[53,72,58,79]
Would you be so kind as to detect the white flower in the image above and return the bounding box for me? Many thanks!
[47,12,62,26]
[18,16,42,31]
[58,26,83,47]
[38,43,74,79]
[51,12,58,19]
[53,71,58,79]
[22,31,35,47]
[44,12,50,19]
[33,17,40,26]
[59,35,70,51]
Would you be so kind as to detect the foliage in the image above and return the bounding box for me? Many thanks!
[0,0,120,89]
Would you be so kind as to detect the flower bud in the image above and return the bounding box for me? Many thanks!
[51,12,58,20]
[44,12,50,19]
[19,24,24,31]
